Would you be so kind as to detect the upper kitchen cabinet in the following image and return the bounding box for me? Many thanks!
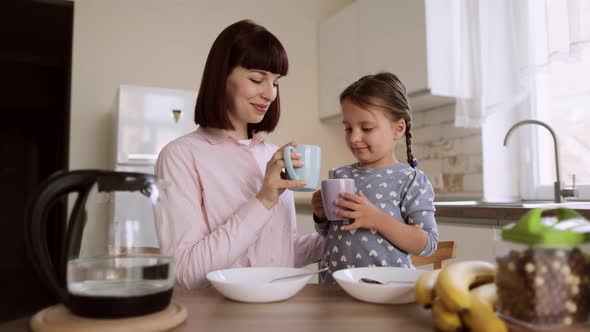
[358,0,427,93]
[319,0,454,121]
[319,1,360,121]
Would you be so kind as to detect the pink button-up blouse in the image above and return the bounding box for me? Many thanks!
[154,127,325,288]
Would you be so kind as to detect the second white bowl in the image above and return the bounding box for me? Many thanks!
[333,266,424,304]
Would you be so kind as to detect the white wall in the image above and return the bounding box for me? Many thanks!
[69,0,354,183]
[68,0,354,255]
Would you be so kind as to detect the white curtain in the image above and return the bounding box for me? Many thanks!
[425,0,590,128]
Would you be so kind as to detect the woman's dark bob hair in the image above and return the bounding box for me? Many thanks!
[194,20,288,136]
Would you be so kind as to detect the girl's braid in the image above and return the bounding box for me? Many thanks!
[405,119,417,168]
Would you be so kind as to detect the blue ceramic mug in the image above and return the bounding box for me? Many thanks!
[283,145,321,192]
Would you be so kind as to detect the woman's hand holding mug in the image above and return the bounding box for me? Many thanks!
[282,144,321,192]
[256,142,307,209]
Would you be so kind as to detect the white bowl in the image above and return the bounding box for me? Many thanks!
[332,266,424,304]
[206,267,312,303]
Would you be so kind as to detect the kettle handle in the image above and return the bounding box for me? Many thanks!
[24,170,100,304]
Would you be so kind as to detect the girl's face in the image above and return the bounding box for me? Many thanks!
[225,66,281,136]
[341,98,406,168]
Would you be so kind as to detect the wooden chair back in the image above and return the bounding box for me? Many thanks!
[318,240,457,283]
[411,240,457,269]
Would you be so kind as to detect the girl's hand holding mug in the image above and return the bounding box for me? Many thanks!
[311,190,326,220]
[336,191,385,231]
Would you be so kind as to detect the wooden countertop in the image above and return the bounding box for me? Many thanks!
[3,284,588,332]
[172,284,433,331]
[171,285,589,331]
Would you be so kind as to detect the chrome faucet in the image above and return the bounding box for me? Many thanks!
[503,119,576,203]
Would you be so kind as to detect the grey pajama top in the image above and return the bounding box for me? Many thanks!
[316,163,438,284]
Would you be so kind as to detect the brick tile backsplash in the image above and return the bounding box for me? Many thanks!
[440,123,481,139]
[442,174,464,192]
[443,155,483,174]
[416,159,443,176]
[463,173,484,192]
[401,103,483,199]
[412,125,442,144]
[422,104,455,125]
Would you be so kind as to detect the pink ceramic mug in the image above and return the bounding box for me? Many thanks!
[321,178,356,221]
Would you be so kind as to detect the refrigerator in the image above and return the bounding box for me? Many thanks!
[113,85,197,250]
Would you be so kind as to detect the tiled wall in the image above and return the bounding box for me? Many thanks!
[394,104,484,199]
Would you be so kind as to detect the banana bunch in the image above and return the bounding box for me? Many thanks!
[415,260,507,332]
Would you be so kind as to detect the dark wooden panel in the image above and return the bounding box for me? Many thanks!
[0,0,73,322]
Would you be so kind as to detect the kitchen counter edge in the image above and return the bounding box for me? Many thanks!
[294,197,590,225]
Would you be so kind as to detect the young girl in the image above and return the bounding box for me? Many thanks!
[312,72,438,283]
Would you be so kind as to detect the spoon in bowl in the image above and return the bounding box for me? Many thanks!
[360,277,415,285]
[270,267,330,283]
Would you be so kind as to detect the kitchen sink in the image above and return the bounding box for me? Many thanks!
[434,200,590,208]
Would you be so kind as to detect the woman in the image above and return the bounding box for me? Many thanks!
[155,20,325,288]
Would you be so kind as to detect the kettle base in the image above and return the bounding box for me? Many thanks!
[69,288,173,318]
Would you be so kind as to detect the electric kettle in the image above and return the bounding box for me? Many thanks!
[24,170,175,318]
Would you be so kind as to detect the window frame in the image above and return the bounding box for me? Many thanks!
[520,105,590,201]
[481,101,589,203]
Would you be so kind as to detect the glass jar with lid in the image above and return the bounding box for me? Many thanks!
[495,208,590,329]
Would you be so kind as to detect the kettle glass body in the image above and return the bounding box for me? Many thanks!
[25,170,175,318]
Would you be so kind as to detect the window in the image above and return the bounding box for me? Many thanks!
[424,0,590,202]
[524,45,590,200]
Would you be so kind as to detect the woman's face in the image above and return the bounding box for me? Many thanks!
[225,66,281,131]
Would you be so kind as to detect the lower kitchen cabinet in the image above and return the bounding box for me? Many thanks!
[438,221,499,264]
